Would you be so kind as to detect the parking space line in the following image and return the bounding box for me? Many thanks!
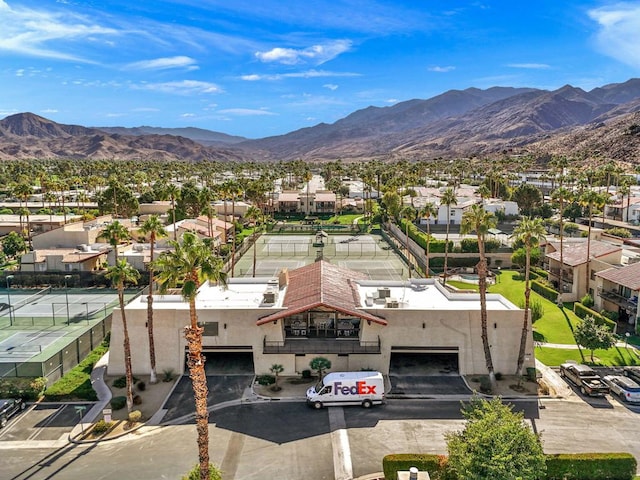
[329,407,353,480]
[27,406,65,441]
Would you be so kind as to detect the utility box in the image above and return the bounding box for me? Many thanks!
[397,467,430,480]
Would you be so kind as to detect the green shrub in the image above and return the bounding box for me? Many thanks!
[574,303,617,332]
[137,380,146,391]
[0,377,47,401]
[604,227,632,238]
[382,454,443,480]
[162,368,175,382]
[302,369,312,378]
[531,280,559,302]
[92,419,113,435]
[110,396,126,410]
[112,376,139,389]
[545,452,636,480]
[128,410,142,423]
[581,293,595,308]
[256,374,275,386]
[181,463,222,480]
[43,338,109,401]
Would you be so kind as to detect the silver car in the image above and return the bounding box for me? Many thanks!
[603,375,640,403]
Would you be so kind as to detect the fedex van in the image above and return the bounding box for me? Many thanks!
[306,371,385,409]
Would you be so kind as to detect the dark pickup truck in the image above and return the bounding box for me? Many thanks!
[559,362,610,397]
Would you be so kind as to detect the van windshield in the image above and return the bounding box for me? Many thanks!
[314,380,324,392]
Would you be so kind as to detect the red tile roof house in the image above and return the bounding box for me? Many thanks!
[543,239,623,303]
[109,261,531,379]
[595,262,640,334]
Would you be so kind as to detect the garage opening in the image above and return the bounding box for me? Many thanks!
[390,350,459,375]
[185,349,254,375]
[389,348,469,395]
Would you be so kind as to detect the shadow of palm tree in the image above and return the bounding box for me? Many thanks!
[533,331,546,343]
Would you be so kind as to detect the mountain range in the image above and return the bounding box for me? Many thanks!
[2,78,640,163]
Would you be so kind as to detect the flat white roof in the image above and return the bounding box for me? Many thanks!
[356,280,519,311]
[126,279,287,310]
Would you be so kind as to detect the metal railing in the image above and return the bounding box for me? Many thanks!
[263,335,381,354]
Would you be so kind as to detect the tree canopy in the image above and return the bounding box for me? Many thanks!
[446,396,546,480]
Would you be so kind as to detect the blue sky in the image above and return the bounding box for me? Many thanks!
[1,1,639,139]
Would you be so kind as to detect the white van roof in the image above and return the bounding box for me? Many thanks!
[323,371,383,383]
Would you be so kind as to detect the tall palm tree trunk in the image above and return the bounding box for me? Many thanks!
[119,290,134,413]
[558,197,565,306]
[147,237,158,384]
[516,244,532,376]
[405,221,411,279]
[425,221,431,278]
[443,207,451,285]
[185,297,210,480]
[477,243,496,387]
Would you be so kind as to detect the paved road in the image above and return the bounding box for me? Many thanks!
[1,396,639,480]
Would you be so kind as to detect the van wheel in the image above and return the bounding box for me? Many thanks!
[362,399,372,409]
[313,401,323,410]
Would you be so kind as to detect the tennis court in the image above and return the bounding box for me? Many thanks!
[235,233,408,281]
[0,331,67,362]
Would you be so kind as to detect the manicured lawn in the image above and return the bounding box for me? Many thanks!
[489,270,581,345]
[446,280,479,291]
[535,345,640,367]
[324,214,361,225]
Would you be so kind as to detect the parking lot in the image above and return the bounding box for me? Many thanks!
[0,403,91,443]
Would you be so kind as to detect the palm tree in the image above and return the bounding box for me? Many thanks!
[579,189,605,293]
[138,215,168,384]
[166,184,181,242]
[460,204,497,389]
[154,232,226,480]
[105,259,140,413]
[418,202,437,277]
[510,217,546,377]
[399,205,416,278]
[100,220,131,265]
[440,187,457,285]
[245,205,262,278]
[551,187,573,305]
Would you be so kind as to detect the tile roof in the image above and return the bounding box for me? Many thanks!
[545,240,621,267]
[596,262,640,291]
[256,260,387,326]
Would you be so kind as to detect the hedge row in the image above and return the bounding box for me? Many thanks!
[545,453,636,480]
[383,452,637,480]
[574,303,617,332]
[531,280,560,302]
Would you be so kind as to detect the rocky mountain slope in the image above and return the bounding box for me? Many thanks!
[1,78,640,163]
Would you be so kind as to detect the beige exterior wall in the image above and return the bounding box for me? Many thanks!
[109,298,532,378]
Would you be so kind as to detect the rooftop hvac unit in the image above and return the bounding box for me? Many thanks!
[76,244,89,252]
[133,244,144,252]
[377,287,391,299]
[267,278,279,288]
[385,297,399,308]
[262,291,277,304]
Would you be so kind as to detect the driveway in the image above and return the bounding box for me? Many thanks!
[161,375,253,423]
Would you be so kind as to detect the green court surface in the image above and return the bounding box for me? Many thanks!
[233,233,409,281]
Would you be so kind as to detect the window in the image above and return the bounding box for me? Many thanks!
[199,322,219,336]
[590,270,596,281]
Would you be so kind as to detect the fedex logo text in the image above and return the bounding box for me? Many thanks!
[333,381,377,395]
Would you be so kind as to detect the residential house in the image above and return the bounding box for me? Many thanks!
[543,239,623,302]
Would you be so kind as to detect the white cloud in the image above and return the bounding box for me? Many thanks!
[125,56,198,71]
[589,4,640,68]
[507,63,551,69]
[135,80,222,95]
[255,39,352,65]
[428,65,455,72]
[385,98,398,103]
[217,108,276,116]
[241,69,360,81]
[181,113,195,118]
[15,69,24,76]
[41,108,58,113]
[323,83,338,90]
[0,1,118,61]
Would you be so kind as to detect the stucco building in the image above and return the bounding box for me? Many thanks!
[109,261,532,378]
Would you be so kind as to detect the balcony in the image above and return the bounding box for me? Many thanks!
[263,336,381,354]
[598,288,638,312]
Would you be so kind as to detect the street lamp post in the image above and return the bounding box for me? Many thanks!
[6,275,14,326]
[64,275,71,325]
[625,332,631,349]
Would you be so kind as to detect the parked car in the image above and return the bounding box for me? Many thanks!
[559,362,610,397]
[603,375,640,403]
[623,366,640,384]
[0,398,26,428]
